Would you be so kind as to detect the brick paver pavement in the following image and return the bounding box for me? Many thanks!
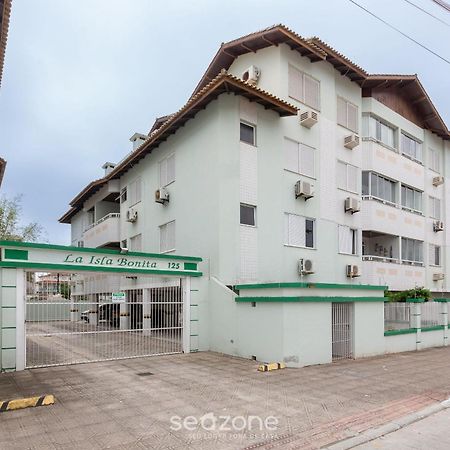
[1,347,450,449]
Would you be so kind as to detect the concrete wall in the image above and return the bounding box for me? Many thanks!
[385,333,417,354]
[353,302,385,357]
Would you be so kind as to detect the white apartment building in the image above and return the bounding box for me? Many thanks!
[58,25,450,364]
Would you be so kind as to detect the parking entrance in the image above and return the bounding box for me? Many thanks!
[0,241,202,371]
[25,272,185,368]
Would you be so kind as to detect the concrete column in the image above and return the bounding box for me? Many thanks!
[435,298,448,346]
[182,277,191,354]
[142,289,152,336]
[408,298,423,351]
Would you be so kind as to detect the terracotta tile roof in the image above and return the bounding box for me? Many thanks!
[59,70,297,223]
[0,0,12,89]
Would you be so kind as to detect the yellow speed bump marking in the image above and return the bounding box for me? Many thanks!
[0,395,55,413]
[258,362,286,372]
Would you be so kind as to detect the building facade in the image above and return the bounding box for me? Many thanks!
[59,25,450,364]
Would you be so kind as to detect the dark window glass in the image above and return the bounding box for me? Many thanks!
[305,219,314,248]
[240,122,255,145]
[362,171,369,195]
[240,204,256,226]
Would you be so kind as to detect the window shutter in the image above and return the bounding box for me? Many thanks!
[347,103,358,132]
[429,244,434,265]
[168,221,175,250]
[338,225,352,254]
[347,165,358,192]
[337,161,346,190]
[288,66,303,101]
[284,138,299,173]
[300,144,315,178]
[135,178,142,203]
[337,97,346,127]
[304,75,320,110]
[167,154,175,184]
[160,225,167,252]
[159,159,167,187]
[288,214,305,247]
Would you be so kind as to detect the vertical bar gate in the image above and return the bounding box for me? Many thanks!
[332,302,353,361]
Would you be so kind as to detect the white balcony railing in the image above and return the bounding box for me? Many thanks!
[83,213,121,249]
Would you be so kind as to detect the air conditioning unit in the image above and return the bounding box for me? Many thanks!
[295,180,314,200]
[344,134,360,150]
[299,110,318,128]
[345,197,361,214]
[433,220,444,232]
[346,264,361,278]
[298,259,314,275]
[155,187,170,204]
[242,65,261,85]
[126,208,138,223]
[433,273,445,281]
[432,176,444,187]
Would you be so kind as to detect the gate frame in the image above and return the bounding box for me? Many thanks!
[0,241,202,372]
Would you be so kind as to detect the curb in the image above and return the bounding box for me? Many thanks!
[323,399,450,449]
[0,395,55,413]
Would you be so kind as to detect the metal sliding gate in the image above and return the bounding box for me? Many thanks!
[332,302,353,361]
[25,271,185,368]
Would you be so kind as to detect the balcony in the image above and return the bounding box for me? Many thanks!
[83,213,121,249]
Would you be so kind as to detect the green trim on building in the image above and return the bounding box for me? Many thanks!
[433,298,450,303]
[384,328,417,336]
[236,296,384,303]
[421,325,445,332]
[4,249,28,260]
[234,281,387,291]
[1,285,16,288]
[184,262,198,271]
[0,240,202,262]
[0,261,202,277]
[406,298,425,303]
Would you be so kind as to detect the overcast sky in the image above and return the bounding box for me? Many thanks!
[0,0,449,244]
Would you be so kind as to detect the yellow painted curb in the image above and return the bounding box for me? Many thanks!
[0,394,55,412]
[258,362,286,372]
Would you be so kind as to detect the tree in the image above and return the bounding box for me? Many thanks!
[385,286,431,302]
[0,195,43,242]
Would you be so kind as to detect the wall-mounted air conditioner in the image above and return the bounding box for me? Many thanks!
[299,110,318,128]
[344,134,360,150]
[433,273,445,281]
[126,208,138,223]
[242,65,261,85]
[298,259,314,275]
[432,176,444,187]
[346,264,360,278]
[433,220,444,232]
[295,180,314,200]
[345,197,360,214]
[155,187,170,204]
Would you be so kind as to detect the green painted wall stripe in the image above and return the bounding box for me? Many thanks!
[0,240,202,262]
[0,306,15,309]
[434,298,450,303]
[1,286,16,288]
[4,249,28,261]
[406,298,425,303]
[236,296,384,303]
[421,325,445,332]
[190,334,199,337]
[0,261,202,277]
[384,328,417,336]
[190,319,199,322]
[1,347,16,350]
[1,327,16,330]
[184,262,197,271]
[234,282,387,291]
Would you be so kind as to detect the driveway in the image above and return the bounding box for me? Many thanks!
[1,348,450,449]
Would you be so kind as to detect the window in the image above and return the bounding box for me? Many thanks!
[401,184,422,212]
[77,241,84,248]
[429,148,440,173]
[159,154,175,187]
[362,171,396,204]
[121,239,127,249]
[128,177,142,206]
[160,221,175,253]
[288,65,320,110]
[120,187,127,203]
[429,244,441,266]
[401,133,422,162]
[129,234,142,252]
[401,237,423,264]
[284,138,315,178]
[240,122,256,145]
[337,161,358,193]
[338,225,358,255]
[363,115,395,148]
[240,204,256,226]
[429,196,441,220]
[284,213,315,248]
[337,97,358,132]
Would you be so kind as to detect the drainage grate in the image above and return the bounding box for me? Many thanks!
[137,372,154,377]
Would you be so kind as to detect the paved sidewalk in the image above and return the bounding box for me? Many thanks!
[355,408,450,449]
[1,347,450,449]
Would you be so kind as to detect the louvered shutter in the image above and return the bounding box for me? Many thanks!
[337,97,346,128]
[347,102,358,132]
[300,144,315,178]
[304,74,320,110]
[284,138,299,173]
[288,65,303,101]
